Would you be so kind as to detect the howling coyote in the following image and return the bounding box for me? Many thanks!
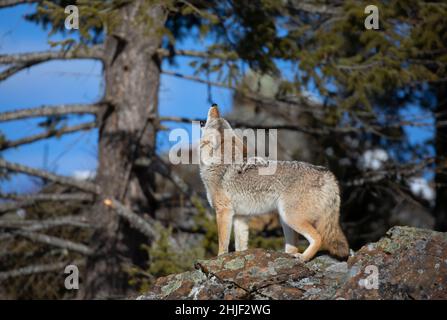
[199,104,349,262]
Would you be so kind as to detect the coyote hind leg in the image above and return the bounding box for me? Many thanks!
[279,209,322,262]
[280,217,300,254]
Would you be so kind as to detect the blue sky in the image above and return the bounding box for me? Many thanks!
[0,4,435,193]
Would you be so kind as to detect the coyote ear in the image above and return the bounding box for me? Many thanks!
[208,103,220,120]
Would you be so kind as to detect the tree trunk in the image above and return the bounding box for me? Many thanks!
[435,84,447,231]
[82,1,167,298]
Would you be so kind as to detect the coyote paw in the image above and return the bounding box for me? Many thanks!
[237,157,268,174]
[292,253,306,263]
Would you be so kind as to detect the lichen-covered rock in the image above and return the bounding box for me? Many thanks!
[335,226,447,300]
[139,249,313,300]
[196,249,313,293]
[137,226,447,300]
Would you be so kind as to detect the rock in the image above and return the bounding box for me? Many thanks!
[137,226,447,300]
[335,226,447,300]
[139,249,313,300]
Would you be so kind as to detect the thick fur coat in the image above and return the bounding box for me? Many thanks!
[199,105,349,261]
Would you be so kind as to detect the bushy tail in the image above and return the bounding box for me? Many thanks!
[320,220,349,259]
[316,190,350,259]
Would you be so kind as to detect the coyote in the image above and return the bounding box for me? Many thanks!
[199,104,349,262]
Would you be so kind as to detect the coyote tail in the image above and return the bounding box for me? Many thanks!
[316,185,350,259]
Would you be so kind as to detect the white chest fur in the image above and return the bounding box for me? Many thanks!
[230,192,279,216]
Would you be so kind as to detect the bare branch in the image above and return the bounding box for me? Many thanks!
[0,45,104,65]
[157,115,343,135]
[103,198,158,240]
[0,104,101,122]
[158,115,203,123]
[154,156,194,196]
[0,193,93,214]
[0,0,39,9]
[0,159,100,194]
[158,110,428,136]
[0,200,34,213]
[0,259,84,281]
[0,122,97,150]
[0,192,93,202]
[256,93,325,109]
[159,117,328,135]
[336,61,382,71]
[0,45,104,80]
[161,70,327,115]
[138,155,198,198]
[0,64,27,81]
[161,70,233,89]
[143,155,212,218]
[0,215,92,231]
[15,230,93,255]
[161,71,331,133]
[157,48,238,60]
[287,1,342,15]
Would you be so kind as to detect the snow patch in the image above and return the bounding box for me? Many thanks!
[358,149,389,170]
[408,177,435,201]
[72,170,96,181]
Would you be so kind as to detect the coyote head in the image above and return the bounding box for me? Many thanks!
[200,104,245,165]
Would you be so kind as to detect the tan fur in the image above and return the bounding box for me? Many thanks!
[209,105,220,119]
[199,105,349,261]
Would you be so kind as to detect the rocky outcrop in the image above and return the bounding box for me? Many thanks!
[137,226,447,300]
[336,226,447,299]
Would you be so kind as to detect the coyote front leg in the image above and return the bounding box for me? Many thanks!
[216,207,234,255]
